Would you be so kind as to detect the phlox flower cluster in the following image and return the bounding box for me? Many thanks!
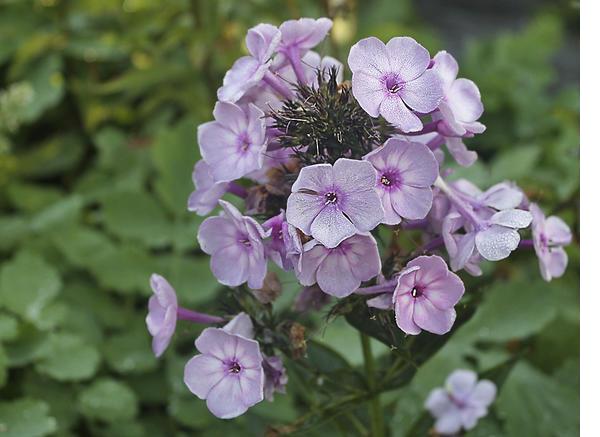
[146,17,572,422]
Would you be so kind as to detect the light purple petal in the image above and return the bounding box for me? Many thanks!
[479,182,523,210]
[540,248,569,281]
[475,225,521,261]
[310,206,356,249]
[380,95,423,132]
[425,388,453,418]
[490,209,532,229]
[545,216,572,245]
[423,270,464,310]
[390,185,433,220]
[195,328,237,360]
[351,70,386,117]
[434,409,463,435]
[394,293,421,335]
[342,190,384,232]
[432,51,459,89]
[223,313,255,339]
[380,191,402,225]
[291,163,333,193]
[413,297,456,334]
[447,78,483,123]
[332,158,378,193]
[198,216,239,254]
[184,354,226,399]
[217,57,267,103]
[286,192,324,235]
[399,69,443,113]
[246,23,281,61]
[470,380,497,408]
[296,243,329,286]
[386,37,430,82]
[446,369,477,398]
[150,305,176,357]
[279,17,332,52]
[210,244,249,287]
[367,293,393,309]
[343,234,381,281]
[446,136,478,167]
[206,375,249,419]
[348,36,390,75]
[188,160,228,215]
[316,250,361,297]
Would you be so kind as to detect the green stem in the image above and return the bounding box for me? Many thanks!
[360,332,385,437]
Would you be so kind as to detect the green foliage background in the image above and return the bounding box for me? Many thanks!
[0,0,579,436]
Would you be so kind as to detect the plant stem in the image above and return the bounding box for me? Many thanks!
[360,332,385,437]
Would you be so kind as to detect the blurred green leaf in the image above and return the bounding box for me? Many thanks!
[78,378,139,423]
[0,398,57,437]
[35,332,100,381]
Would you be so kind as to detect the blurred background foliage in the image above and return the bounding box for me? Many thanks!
[0,0,578,436]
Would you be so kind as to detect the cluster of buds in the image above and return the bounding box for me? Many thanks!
[145,17,572,430]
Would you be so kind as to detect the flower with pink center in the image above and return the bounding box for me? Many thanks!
[183,325,264,419]
[348,36,443,132]
[198,101,267,183]
[286,158,384,248]
[425,369,497,434]
[530,203,572,282]
[364,138,439,225]
[296,233,381,298]
[393,255,464,335]
[198,200,268,289]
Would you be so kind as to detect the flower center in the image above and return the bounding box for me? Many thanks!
[411,286,423,298]
[324,192,338,204]
[229,361,242,374]
[238,233,252,247]
[381,174,393,186]
[238,134,251,152]
[385,75,404,94]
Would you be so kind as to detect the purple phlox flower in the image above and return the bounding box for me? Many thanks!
[393,255,464,335]
[187,160,228,216]
[296,233,381,298]
[286,158,384,248]
[262,354,288,401]
[275,18,333,83]
[530,203,572,282]
[425,369,497,435]
[146,274,178,357]
[198,200,269,289]
[438,179,532,270]
[263,211,295,271]
[218,23,281,103]
[365,274,396,310]
[198,101,267,183]
[364,138,439,225]
[146,274,223,357]
[223,312,255,339]
[293,284,331,312]
[184,325,264,419]
[348,36,443,132]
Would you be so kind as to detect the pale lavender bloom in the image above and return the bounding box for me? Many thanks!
[146,274,178,357]
[286,158,384,248]
[184,327,264,419]
[348,36,443,132]
[223,312,255,339]
[364,138,439,225]
[198,102,267,183]
[198,200,268,289]
[262,355,288,401]
[187,160,228,216]
[296,233,381,298]
[425,369,497,434]
[393,255,464,335]
[530,203,572,281]
[218,23,281,103]
[474,209,532,261]
[263,211,294,271]
[293,284,331,312]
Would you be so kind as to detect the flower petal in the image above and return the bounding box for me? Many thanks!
[184,354,227,399]
[380,95,422,132]
[351,70,386,117]
[400,69,444,113]
[394,293,421,335]
[286,192,324,236]
[348,36,390,75]
[386,36,431,82]
[390,185,433,220]
[413,297,456,334]
[316,250,361,297]
[310,206,357,248]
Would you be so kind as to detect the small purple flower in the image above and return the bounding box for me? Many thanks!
[187,160,228,216]
[218,23,281,103]
[198,200,268,289]
[348,36,443,132]
[425,369,497,434]
[530,203,572,281]
[364,138,439,225]
[262,355,288,401]
[263,211,294,271]
[198,101,267,183]
[286,158,384,248]
[296,233,381,298]
[184,327,264,419]
[393,255,464,335]
[146,274,178,357]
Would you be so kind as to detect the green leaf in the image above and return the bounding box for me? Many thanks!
[35,332,100,381]
[489,145,541,183]
[20,54,64,122]
[103,325,157,374]
[0,252,61,327]
[497,362,578,436]
[101,190,171,248]
[0,398,57,437]
[29,195,84,233]
[78,378,138,423]
[0,313,19,341]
